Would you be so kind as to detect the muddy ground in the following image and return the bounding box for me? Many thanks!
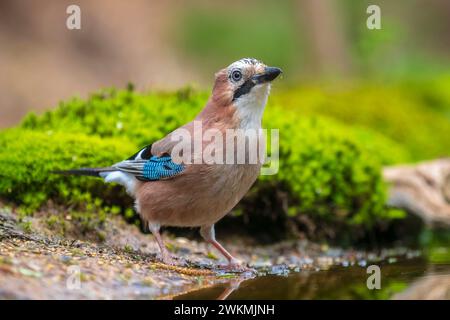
[0,208,430,299]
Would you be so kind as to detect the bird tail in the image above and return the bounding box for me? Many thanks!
[52,167,115,177]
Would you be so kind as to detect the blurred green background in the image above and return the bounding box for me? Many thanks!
[1,0,449,127]
[174,0,450,79]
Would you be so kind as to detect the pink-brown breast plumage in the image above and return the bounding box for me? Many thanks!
[135,162,261,227]
[135,90,264,227]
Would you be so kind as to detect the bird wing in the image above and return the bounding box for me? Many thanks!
[113,144,185,182]
[150,122,195,157]
[115,121,195,182]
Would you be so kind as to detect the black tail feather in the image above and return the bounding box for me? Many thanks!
[52,167,115,177]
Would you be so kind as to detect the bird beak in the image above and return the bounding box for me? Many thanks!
[252,67,283,84]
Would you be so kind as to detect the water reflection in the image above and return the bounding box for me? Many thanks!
[175,258,450,300]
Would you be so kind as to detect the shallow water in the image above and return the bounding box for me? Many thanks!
[175,256,450,300]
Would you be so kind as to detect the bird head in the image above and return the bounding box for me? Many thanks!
[211,58,282,114]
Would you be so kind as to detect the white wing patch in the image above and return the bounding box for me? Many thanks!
[100,171,137,196]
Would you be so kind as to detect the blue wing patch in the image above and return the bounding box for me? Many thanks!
[142,155,184,181]
[115,149,185,182]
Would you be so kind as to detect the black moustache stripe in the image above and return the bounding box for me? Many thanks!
[232,79,256,101]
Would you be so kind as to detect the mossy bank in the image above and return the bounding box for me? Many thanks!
[1,81,448,244]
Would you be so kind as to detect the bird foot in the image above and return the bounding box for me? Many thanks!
[159,253,177,266]
[219,259,256,274]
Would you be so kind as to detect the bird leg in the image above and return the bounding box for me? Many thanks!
[148,222,175,265]
[200,225,248,271]
[216,278,245,300]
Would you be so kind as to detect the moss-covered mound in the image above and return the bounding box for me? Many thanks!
[0,84,432,241]
[273,76,450,161]
[0,129,136,213]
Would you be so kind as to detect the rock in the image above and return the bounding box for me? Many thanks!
[393,274,450,300]
[384,158,450,227]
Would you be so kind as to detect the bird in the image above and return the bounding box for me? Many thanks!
[57,58,282,270]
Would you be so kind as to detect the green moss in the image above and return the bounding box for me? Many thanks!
[20,86,205,147]
[0,129,136,212]
[18,220,33,233]
[257,115,406,227]
[273,81,450,161]
[1,82,445,240]
[123,244,134,254]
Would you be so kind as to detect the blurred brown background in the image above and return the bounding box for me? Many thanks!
[1,0,449,127]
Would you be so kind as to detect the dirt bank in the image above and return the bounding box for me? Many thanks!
[0,208,423,299]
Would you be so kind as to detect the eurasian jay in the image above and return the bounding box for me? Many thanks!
[60,58,282,269]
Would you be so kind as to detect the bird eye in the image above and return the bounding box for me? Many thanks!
[231,70,242,82]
